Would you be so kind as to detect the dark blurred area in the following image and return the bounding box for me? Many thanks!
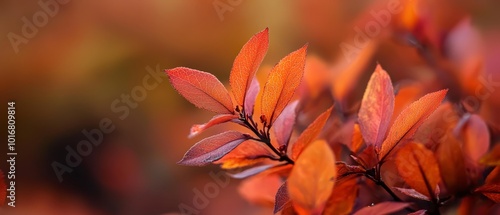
[0,0,499,214]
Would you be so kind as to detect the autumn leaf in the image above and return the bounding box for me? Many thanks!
[358,65,394,147]
[275,182,291,214]
[335,162,366,181]
[435,132,468,194]
[274,100,299,147]
[475,184,500,203]
[323,178,358,215]
[188,114,238,138]
[486,166,500,184]
[229,164,277,179]
[216,140,277,169]
[166,67,234,114]
[394,187,430,201]
[291,106,333,160]
[396,143,441,199]
[288,140,336,214]
[461,114,490,163]
[230,28,269,109]
[261,45,308,125]
[244,77,261,116]
[178,131,249,166]
[353,202,410,215]
[351,123,364,154]
[238,173,281,207]
[379,89,447,161]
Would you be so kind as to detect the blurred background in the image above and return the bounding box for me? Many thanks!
[0,0,499,214]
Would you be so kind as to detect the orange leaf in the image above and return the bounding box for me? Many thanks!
[288,140,336,214]
[353,202,410,215]
[486,166,500,184]
[351,123,364,154]
[358,65,394,147]
[261,45,308,125]
[230,28,269,109]
[323,178,358,215]
[462,114,490,163]
[178,131,248,166]
[475,184,500,203]
[435,132,468,194]
[188,114,238,138]
[238,173,281,207]
[166,67,234,114]
[379,89,447,161]
[216,140,277,169]
[291,107,333,160]
[396,143,441,199]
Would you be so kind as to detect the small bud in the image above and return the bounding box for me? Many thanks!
[260,115,267,123]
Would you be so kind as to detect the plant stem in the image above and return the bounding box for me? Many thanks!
[365,173,402,202]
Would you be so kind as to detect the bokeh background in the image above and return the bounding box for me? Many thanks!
[1,0,500,214]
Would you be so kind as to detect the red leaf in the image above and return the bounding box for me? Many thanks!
[288,140,336,214]
[480,144,500,166]
[336,162,366,181]
[166,67,234,114]
[475,184,500,203]
[379,89,447,161]
[358,65,394,147]
[216,140,277,169]
[178,131,248,166]
[274,100,299,147]
[353,202,410,215]
[394,187,430,201]
[188,114,238,138]
[396,143,441,199]
[230,28,269,109]
[291,106,333,160]
[244,77,260,116]
[323,178,359,215]
[261,45,308,125]
[408,210,427,215]
[229,164,277,179]
[274,182,291,214]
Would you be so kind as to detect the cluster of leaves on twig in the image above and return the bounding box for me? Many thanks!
[166,28,499,215]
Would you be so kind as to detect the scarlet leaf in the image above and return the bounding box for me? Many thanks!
[291,107,333,160]
[486,166,500,184]
[358,65,394,147]
[178,131,248,166]
[323,178,359,215]
[188,114,238,138]
[396,143,441,199]
[275,182,291,214]
[288,140,336,214]
[166,67,234,114]
[353,202,410,215]
[336,162,366,181]
[216,140,276,169]
[435,132,468,193]
[408,210,427,215]
[261,45,308,125]
[379,89,447,161]
[274,100,299,147]
[475,184,500,203]
[230,28,269,109]
[244,77,260,116]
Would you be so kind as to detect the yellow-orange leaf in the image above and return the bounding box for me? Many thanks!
[288,140,336,214]
[261,45,308,125]
[379,89,447,161]
[166,67,234,114]
[291,107,333,160]
[358,65,394,147]
[396,143,441,199]
[323,178,358,215]
[230,28,269,108]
